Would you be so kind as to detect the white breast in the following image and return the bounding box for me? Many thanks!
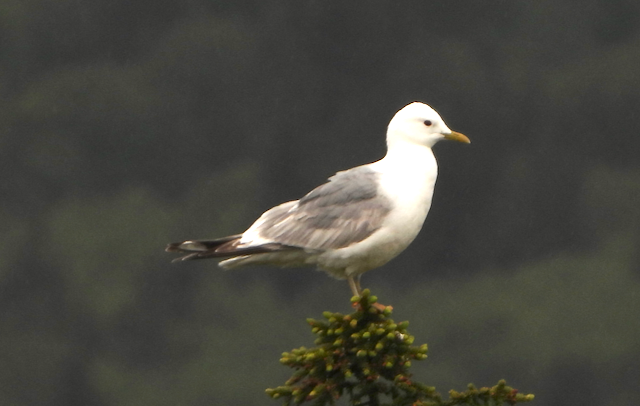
[371,143,438,250]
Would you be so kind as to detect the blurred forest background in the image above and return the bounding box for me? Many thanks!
[1,0,639,405]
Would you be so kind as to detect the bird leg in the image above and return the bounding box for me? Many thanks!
[348,275,362,298]
[348,275,390,312]
[355,274,363,296]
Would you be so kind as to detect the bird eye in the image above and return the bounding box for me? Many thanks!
[423,120,432,126]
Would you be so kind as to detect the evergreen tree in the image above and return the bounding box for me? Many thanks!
[267,290,534,405]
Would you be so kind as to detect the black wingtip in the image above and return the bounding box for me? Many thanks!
[170,252,202,262]
[165,242,181,253]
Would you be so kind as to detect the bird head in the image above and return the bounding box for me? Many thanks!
[386,102,470,148]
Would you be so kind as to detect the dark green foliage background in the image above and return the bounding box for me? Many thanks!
[1,1,639,405]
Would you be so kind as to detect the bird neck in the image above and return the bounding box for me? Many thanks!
[369,140,438,188]
[381,140,436,168]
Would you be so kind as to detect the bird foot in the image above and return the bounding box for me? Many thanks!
[351,300,392,313]
[372,302,392,312]
[350,289,393,313]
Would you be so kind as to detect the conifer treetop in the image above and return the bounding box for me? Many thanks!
[267,290,534,406]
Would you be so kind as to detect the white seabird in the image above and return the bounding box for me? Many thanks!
[167,102,470,298]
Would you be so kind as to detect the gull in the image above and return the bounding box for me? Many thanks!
[166,102,469,298]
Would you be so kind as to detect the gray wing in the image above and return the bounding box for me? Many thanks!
[250,166,392,250]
